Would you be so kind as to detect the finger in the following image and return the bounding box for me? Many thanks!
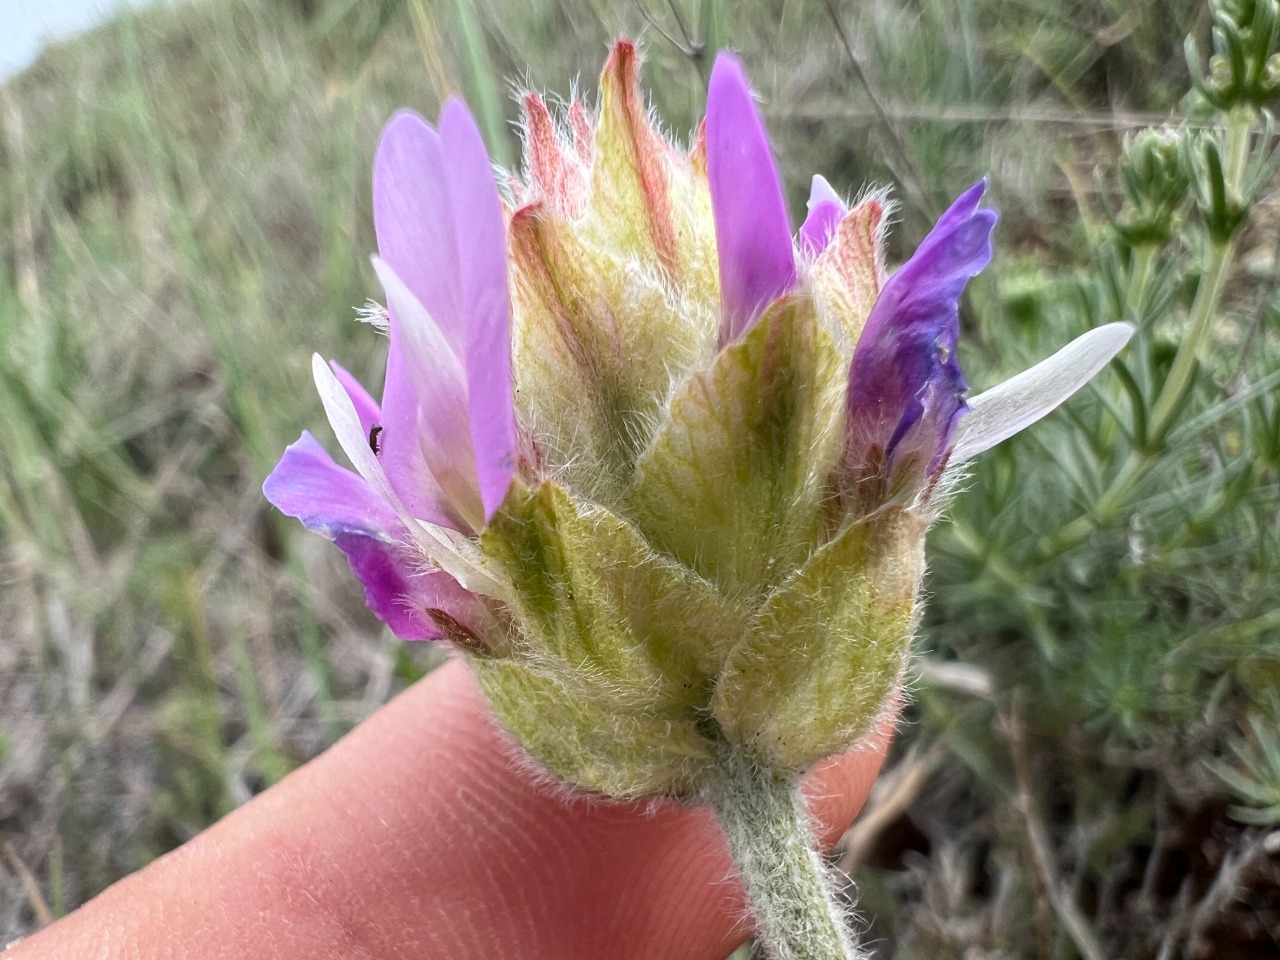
[10,658,892,960]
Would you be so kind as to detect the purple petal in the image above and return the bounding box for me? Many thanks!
[263,432,440,639]
[329,361,380,439]
[373,112,465,522]
[373,110,465,359]
[374,258,482,531]
[264,431,402,537]
[846,180,997,477]
[371,327,454,526]
[439,99,517,521]
[706,53,796,343]
[875,179,989,307]
[332,532,451,641]
[800,203,844,259]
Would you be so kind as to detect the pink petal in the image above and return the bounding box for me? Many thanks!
[373,329,454,525]
[263,432,441,640]
[264,431,401,537]
[440,99,517,522]
[372,110,465,359]
[706,53,796,343]
[375,258,483,531]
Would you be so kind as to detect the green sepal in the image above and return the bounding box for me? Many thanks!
[630,296,845,598]
[711,514,924,772]
[507,206,708,506]
[471,658,712,797]
[482,479,748,701]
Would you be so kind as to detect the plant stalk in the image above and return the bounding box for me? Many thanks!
[706,743,861,960]
[1146,108,1253,443]
[1045,110,1255,559]
[1146,237,1233,444]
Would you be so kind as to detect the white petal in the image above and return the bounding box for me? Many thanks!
[807,173,845,213]
[312,352,401,505]
[410,518,515,604]
[951,323,1135,461]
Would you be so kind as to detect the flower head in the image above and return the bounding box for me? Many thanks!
[265,42,1132,795]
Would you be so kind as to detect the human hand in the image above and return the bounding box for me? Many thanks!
[7,659,890,959]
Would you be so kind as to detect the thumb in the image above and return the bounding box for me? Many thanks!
[9,657,892,959]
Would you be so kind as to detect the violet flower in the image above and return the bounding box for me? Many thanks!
[841,180,995,500]
[264,100,515,645]
[706,54,798,343]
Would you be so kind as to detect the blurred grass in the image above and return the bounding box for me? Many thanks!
[1,0,1277,955]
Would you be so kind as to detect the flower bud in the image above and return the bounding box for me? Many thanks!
[1184,129,1249,243]
[1110,128,1191,248]
[1187,0,1280,113]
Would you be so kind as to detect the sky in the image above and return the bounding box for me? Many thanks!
[0,0,140,79]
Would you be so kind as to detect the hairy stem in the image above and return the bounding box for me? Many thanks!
[706,744,861,960]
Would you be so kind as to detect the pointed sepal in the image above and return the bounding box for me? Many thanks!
[712,514,922,771]
[631,296,845,595]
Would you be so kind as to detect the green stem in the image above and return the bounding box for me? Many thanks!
[447,0,511,168]
[1128,243,1158,314]
[1224,106,1254,189]
[1147,237,1233,443]
[707,744,861,960]
[1049,236,1232,556]
[1146,110,1255,445]
[1046,112,1254,558]
[1042,243,1159,557]
[1122,242,1158,399]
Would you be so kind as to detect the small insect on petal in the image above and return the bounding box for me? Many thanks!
[951,322,1135,461]
[312,353,403,510]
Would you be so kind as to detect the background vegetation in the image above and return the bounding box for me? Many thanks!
[1,0,1277,955]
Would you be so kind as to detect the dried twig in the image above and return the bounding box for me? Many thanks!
[916,658,994,699]
[663,0,699,55]
[1180,829,1279,958]
[1005,705,1108,960]
[1,841,53,928]
[633,0,697,59]
[781,100,1182,131]
[1156,878,1196,960]
[836,741,946,874]
[820,0,936,218]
